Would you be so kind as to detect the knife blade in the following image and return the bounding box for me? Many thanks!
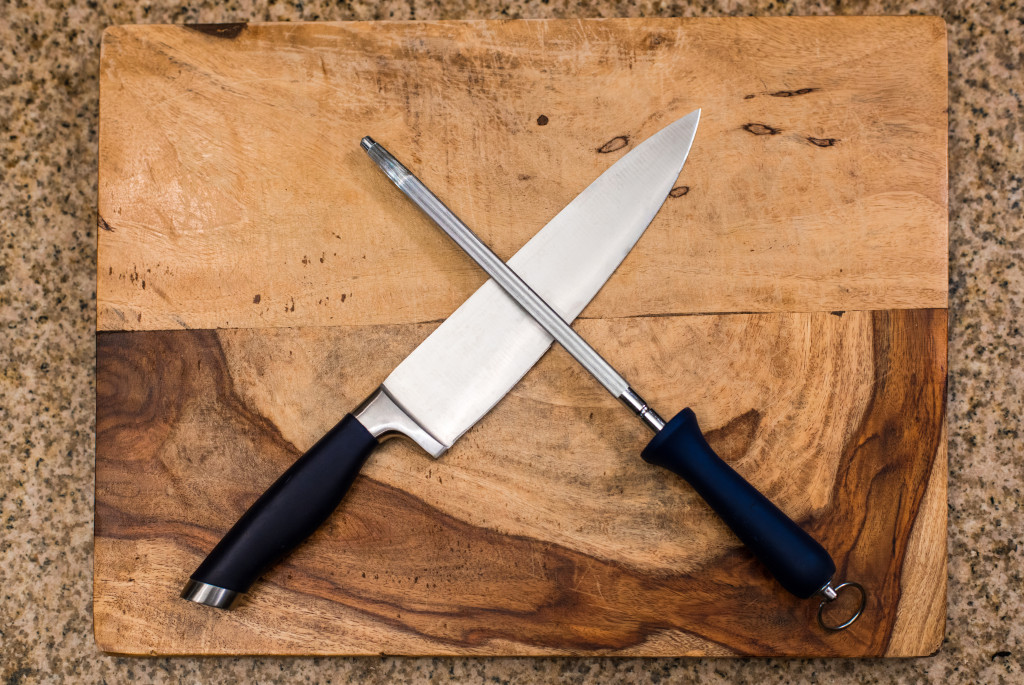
[181,111,701,609]
[366,121,867,631]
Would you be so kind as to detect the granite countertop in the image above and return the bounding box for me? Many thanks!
[1,0,1020,682]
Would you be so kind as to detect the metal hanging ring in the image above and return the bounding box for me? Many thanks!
[817,581,866,632]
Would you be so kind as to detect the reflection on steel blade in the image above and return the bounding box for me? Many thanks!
[383,110,701,451]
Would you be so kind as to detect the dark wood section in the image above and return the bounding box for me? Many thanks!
[95,310,946,655]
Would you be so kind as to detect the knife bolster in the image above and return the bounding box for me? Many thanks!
[353,386,447,458]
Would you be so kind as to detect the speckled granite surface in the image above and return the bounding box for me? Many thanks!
[1,0,1020,682]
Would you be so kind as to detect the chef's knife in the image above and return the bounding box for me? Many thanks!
[181,111,701,609]
[364,126,867,631]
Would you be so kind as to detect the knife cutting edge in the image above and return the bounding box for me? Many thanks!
[363,117,867,632]
[181,112,703,610]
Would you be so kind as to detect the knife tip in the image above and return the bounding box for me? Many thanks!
[360,136,375,152]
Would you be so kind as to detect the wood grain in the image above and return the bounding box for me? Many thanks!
[95,309,946,656]
[94,17,948,657]
[97,17,947,332]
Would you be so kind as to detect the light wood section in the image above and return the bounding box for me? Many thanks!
[884,421,948,656]
[95,309,946,656]
[97,17,947,332]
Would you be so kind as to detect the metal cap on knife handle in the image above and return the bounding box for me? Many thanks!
[181,578,241,609]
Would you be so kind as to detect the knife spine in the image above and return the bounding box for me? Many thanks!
[353,385,448,457]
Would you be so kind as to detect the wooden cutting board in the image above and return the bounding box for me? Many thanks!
[95,17,948,656]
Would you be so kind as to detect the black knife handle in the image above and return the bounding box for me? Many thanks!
[641,408,835,598]
[182,413,377,608]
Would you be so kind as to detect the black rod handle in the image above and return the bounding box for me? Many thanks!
[181,413,377,608]
[641,408,835,598]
